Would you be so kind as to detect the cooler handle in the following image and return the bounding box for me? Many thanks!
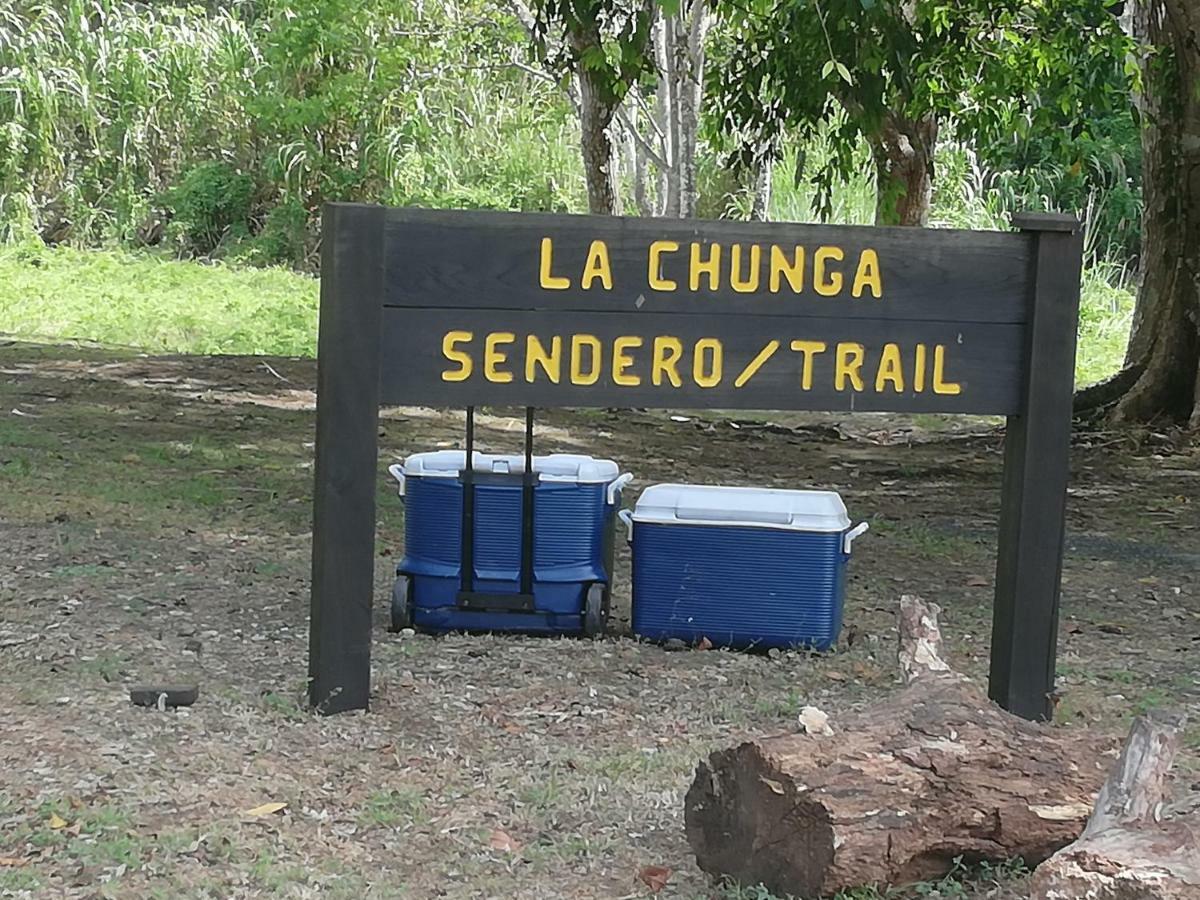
[618,509,634,542]
[607,473,633,506]
[843,522,869,555]
[387,464,406,497]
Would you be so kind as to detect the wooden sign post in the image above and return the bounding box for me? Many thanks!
[308,204,1081,720]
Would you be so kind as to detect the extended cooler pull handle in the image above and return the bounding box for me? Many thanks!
[607,473,633,506]
[618,509,634,542]
[388,464,406,497]
[843,522,869,555]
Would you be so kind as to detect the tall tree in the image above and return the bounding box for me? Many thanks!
[530,0,657,213]
[1112,0,1200,425]
[710,0,1129,226]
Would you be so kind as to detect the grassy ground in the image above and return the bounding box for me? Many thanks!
[0,343,1197,898]
[0,242,1133,386]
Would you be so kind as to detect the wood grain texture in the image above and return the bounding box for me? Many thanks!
[308,203,384,714]
[382,207,1034,323]
[989,224,1084,720]
[684,596,1113,898]
[379,308,1025,413]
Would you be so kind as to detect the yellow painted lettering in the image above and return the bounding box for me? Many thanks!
[525,335,561,383]
[613,336,643,386]
[933,344,962,395]
[789,340,827,391]
[581,240,613,290]
[441,330,473,382]
[734,340,779,388]
[835,342,865,391]
[852,248,883,298]
[570,334,602,385]
[539,237,570,290]
[913,343,928,392]
[693,338,723,388]
[648,241,678,291]
[814,246,844,297]
[730,244,761,293]
[769,246,805,294]
[874,342,904,392]
[689,242,721,291]
[484,332,515,383]
[652,336,684,387]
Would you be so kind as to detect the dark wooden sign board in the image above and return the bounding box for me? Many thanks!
[308,203,1082,721]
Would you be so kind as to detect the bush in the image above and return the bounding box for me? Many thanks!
[163,162,255,257]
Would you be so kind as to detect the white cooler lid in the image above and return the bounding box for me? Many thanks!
[632,484,850,532]
[402,451,619,484]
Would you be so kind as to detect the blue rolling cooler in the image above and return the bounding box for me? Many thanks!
[622,484,868,650]
[388,408,631,637]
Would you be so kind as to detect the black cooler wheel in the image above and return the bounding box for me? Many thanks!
[389,576,413,632]
[583,583,605,638]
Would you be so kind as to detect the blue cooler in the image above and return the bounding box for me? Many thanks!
[622,484,868,650]
[389,451,631,636]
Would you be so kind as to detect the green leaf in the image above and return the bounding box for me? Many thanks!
[835,62,853,84]
[821,59,835,79]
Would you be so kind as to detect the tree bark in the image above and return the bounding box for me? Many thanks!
[869,113,937,226]
[567,20,620,215]
[1114,0,1200,426]
[684,596,1113,899]
[1031,711,1200,899]
[677,0,709,218]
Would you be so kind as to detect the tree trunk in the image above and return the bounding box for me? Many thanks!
[869,113,937,226]
[685,596,1113,899]
[749,141,775,222]
[1113,0,1200,426]
[1031,711,1200,899]
[658,12,682,217]
[575,65,620,215]
[677,0,709,218]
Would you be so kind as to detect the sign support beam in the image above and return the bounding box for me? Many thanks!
[308,203,384,714]
[989,212,1083,721]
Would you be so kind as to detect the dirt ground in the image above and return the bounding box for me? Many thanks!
[0,341,1197,900]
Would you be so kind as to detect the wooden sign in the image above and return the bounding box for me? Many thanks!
[309,204,1082,722]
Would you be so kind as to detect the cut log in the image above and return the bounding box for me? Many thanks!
[1031,711,1200,900]
[684,596,1114,898]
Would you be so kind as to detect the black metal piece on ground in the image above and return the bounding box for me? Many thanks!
[989,214,1083,721]
[130,684,200,708]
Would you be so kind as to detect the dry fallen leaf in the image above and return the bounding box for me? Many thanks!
[488,829,521,853]
[242,802,287,818]
[696,636,713,651]
[966,575,989,587]
[0,857,28,867]
[48,812,68,830]
[638,864,672,893]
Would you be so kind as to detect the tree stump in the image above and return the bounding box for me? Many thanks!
[684,596,1114,898]
[1031,710,1200,899]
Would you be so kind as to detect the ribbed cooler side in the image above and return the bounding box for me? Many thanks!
[631,523,846,649]
[401,478,609,588]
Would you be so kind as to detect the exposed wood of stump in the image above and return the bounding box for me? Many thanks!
[1031,711,1200,899]
[684,596,1114,898]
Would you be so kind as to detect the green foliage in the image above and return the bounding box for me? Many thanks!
[0,0,583,262]
[0,244,317,355]
[531,0,658,108]
[709,0,1132,222]
[164,162,255,256]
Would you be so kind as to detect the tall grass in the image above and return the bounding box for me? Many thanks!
[0,0,584,250]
